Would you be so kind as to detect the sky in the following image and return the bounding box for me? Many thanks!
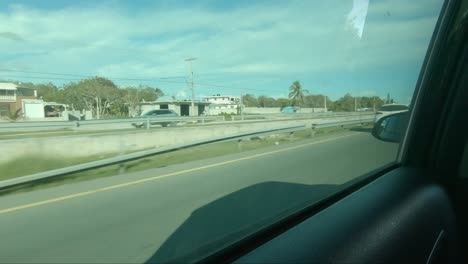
[0,0,443,103]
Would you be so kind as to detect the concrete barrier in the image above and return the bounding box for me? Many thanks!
[0,115,373,164]
[0,119,308,164]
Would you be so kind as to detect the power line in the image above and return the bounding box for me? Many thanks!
[0,75,189,84]
[1,74,285,93]
[0,68,187,81]
[0,67,287,94]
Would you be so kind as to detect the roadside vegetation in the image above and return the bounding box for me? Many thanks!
[0,125,371,195]
[10,78,392,119]
[4,109,22,122]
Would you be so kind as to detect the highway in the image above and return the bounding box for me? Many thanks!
[0,131,398,263]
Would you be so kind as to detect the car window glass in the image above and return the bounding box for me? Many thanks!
[0,1,444,263]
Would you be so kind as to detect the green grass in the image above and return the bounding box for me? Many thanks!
[0,152,119,182]
[0,126,364,195]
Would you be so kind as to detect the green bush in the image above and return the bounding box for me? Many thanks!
[6,108,22,122]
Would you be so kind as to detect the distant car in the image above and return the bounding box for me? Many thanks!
[375,104,409,122]
[132,109,179,128]
[281,106,299,113]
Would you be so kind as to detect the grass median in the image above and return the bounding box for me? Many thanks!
[0,125,372,195]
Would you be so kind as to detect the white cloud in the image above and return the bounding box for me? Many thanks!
[0,0,443,102]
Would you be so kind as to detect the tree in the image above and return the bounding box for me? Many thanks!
[288,81,309,107]
[124,86,164,117]
[137,85,164,102]
[258,96,277,107]
[275,98,290,109]
[242,94,259,107]
[35,83,63,102]
[62,77,122,118]
[303,95,328,108]
[358,96,385,111]
[330,93,355,111]
[6,78,166,118]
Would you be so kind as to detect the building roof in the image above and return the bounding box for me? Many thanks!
[139,96,211,105]
[0,83,36,91]
[205,95,239,98]
[0,83,18,90]
[151,96,211,104]
[154,96,176,103]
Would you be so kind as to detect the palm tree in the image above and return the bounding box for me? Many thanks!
[6,108,22,122]
[288,81,309,107]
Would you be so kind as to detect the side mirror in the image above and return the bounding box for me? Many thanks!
[372,111,409,143]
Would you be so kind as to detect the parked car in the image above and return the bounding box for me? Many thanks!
[374,104,409,122]
[132,109,179,128]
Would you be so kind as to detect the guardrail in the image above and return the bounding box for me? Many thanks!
[231,112,376,121]
[0,112,375,132]
[312,118,375,129]
[0,115,225,132]
[0,118,375,191]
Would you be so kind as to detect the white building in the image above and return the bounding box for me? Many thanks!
[203,94,241,115]
[204,94,240,105]
[22,99,69,120]
[134,96,211,117]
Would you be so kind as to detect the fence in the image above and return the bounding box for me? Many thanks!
[0,112,376,132]
[231,112,376,121]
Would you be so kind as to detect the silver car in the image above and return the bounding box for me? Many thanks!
[132,109,179,128]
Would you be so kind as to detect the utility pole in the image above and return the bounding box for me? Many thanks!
[322,81,327,112]
[324,95,327,110]
[240,94,244,120]
[185,57,197,116]
[95,97,100,119]
[373,96,376,112]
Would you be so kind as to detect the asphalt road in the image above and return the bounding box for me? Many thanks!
[0,131,398,263]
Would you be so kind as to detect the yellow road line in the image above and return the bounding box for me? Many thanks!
[0,132,359,215]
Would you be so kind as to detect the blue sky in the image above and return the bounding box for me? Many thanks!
[0,0,443,103]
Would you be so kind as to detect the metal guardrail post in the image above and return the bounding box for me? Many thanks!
[146,117,150,130]
[119,139,124,174]
[311,124,317,137]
